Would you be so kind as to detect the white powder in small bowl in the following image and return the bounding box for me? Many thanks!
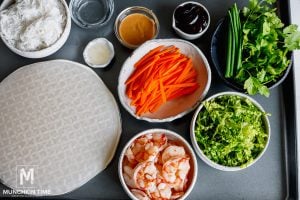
[83,38,115,68]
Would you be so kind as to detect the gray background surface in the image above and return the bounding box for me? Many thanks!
[0,0,291,199]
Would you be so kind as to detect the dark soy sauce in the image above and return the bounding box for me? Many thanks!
[174,3,208,34]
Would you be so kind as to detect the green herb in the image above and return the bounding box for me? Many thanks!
[194,95,269,167]
[225,0,300,96]
[283,24,300,50]
[225,3,242,78]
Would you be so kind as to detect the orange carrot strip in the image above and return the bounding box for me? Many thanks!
[179,71,198,83]
[126,57,158,85]
[164,82,198,89]
[130,92,142,106]
[126,83,133,98]
[150,99,163,113]
[162,60,187,77]
[134,55,158,69]
[134,46,164,68]
[148,96,163,113]
[174,59,193,84]
[167,84,199,101]
[162,70,184,86]
[156,53,180,63]
[163,76,178,86]
[159,70,167,103]
[154,46,177,57]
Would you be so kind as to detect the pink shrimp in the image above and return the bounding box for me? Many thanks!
[149,183,172,199]
[161,145,186,163]
[152,133,168,150]
[125,134,168,165]
[162,156,190,192]
[133,161,158,192]
[131,189,150,200]
[170,192,184,199]
[123,165,137,189]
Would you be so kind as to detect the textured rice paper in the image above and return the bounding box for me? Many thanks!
[0,60,122,196]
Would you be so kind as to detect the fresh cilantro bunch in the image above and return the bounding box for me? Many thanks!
[194,95,269,167]
[234,0,300,96]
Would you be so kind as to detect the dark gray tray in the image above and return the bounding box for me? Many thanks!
[0,0,297,199]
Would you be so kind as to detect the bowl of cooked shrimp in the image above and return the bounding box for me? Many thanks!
[118,129,198,200]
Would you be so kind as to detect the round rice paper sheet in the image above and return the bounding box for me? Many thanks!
[0,60,121,196]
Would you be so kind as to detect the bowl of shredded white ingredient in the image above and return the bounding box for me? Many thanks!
[0,0,71,58]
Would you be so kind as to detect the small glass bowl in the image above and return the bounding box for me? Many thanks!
[114,6,160,49]
[69,0,114,29]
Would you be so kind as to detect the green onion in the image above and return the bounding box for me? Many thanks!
[225,3,242,78]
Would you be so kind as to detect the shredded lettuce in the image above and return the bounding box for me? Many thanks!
[194,95,269,167]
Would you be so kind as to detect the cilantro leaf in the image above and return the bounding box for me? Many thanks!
[265,0,276,4]
[244,77,270,97]
[284,24,300,50]
[244,77,258,95]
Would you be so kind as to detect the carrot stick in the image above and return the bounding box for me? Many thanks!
[126,57,158,85]
[125,45,199,116]
[134,46,164,67]
[164,82,198,89]
[159,71,167,103]
[167,85,199,101]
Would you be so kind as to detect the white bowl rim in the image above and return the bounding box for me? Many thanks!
[190,91,271,171]
[172,1,211,38]
[0,0,71,58]
[118,128,198,200]
[83,37,115,68]
[118,38,212,123]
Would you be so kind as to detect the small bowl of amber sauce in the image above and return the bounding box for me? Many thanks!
[114,6,160,49]
[173,1,210,40]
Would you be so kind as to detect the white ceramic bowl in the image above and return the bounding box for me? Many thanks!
[0,0,71,58]
[118,39,211,122]
[172,1,210,40]
[83,38,114,68]
[118,128,198,200]
[190,92,271,171]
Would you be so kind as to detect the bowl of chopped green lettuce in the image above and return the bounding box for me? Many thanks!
[190,92,270,171]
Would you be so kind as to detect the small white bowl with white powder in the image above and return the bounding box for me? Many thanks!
[83,38,115,68]
[0,0,71,58]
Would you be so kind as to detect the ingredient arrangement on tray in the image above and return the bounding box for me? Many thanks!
[0,0,299,199]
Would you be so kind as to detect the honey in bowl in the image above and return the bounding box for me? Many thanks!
[119,13,156,46]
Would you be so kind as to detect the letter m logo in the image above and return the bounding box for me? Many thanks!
[20,168,34,185]
[16,165,37,188]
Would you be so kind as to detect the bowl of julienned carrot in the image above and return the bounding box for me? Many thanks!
[118,39,211,122]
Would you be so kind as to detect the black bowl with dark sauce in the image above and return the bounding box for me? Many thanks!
[174,2,209,35]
